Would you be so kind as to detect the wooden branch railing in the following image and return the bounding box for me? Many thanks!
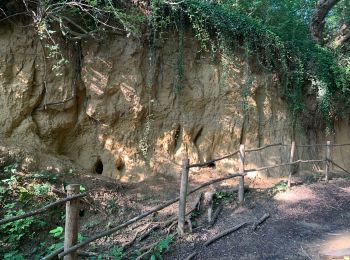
[43,141,350,258]
[0,192,87,226]
[56,173,246,259]
[328,159,350,175]
[188,143,286,168]
[295,143,350,147]
[2,140,350,259]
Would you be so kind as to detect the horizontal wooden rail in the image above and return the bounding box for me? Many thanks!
[55,158,327,258]
[188,143,286,168]
[330,143,350,147]
[0,193,87,226]
[188,151,239,168]
[328,159,350,175]
[54,173,246,259]
[296,143,350,147]
[244,159,325,173]
[43,155,340,260]
[245,143,287,152]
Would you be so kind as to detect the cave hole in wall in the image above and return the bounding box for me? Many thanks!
[115,156,125,172]
[93,158,103,174]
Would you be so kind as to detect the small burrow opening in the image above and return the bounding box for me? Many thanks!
[115,157,125,172]
[93,158,103,174]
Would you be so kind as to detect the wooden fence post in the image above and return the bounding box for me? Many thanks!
[325,141,331,182]
[64,184,80,260]
[238,144,245,203]
[287,141,295,188]
[178,155,189,236]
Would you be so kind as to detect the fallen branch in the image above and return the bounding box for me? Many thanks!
[123,228,144,249]
[208,205,223,228]
[135,241,158,260]
[42,247,64,260]
[185,252,198,260]
[77,250,98,257]
[252,213,270,230]
[57,174,245,259]
[0,193,87,226]
[205,222,248,246]
[139,224,159,241]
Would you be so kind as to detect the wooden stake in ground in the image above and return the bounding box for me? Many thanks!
[325,141,331,182]
[64,184,80,260]
[287,141,295,188]
[178,155,190,236]
[238,144,245,203]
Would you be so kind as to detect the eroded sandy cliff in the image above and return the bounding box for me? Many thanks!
[1,25,349,181]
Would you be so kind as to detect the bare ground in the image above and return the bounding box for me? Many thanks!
[165,177,350,260]
[5,167,348,259]
[58,169,350,260]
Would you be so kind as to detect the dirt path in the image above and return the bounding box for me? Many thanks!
[166,179,350,260]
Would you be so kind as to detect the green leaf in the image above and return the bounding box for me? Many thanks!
[49,226,64,237]
[79,185,86,192]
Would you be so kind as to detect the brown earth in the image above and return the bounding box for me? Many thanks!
[165,177,350,260]
[2,24,350,183]
[65,170,350,260]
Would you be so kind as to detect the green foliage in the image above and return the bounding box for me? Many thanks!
[49,226,64,238]
[3,163,18,174]
[3,251,25,260]
[179,0,350,131]
[0,207,43,243]
[270,181,288,193]
[149,235,174,260]
[108,245,125,259]
[0,163,65,259]
[214,191,235,204]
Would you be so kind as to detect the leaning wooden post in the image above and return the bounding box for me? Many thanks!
[64,184,80,260]
[287,141,295,188]
[178,155,190,236]
[325,141,331,182]
[238,144,245,203]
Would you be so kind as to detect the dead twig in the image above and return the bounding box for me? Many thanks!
[139,224,160,241]
[185,252,198,260]
[205,222,248,246]
[208,205,223,228]
[252,213,270,230]
[300,246,312,260]
[77,250,98,257]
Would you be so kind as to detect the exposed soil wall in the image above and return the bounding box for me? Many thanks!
[1,25,348,181]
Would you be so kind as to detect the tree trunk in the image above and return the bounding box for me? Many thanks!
[310,0,341,43]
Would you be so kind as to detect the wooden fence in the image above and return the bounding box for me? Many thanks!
[1,141,350,259]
